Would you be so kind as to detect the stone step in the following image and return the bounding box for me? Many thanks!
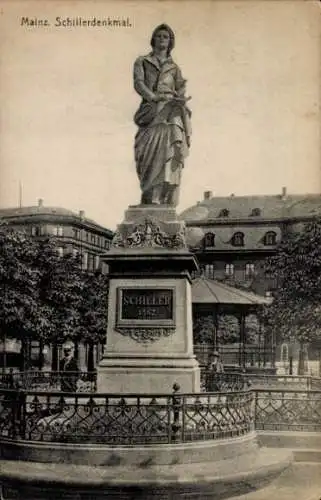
[258,431,321,450]
[229,462,321,499]
[0,447,292,499]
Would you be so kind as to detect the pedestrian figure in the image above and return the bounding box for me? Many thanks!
[206,350,224,392]
[59,342,79,392]
[208,350,224,374]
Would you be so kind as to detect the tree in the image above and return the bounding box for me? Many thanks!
[0,228,85,370]
[34,238,84,370]
[0,227,41,369]
[77,271,109,372]
[217,315,240,344]
[245,314,261,344]
[263,219,321,373]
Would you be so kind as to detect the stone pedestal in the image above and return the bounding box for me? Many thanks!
[97,205,200,393]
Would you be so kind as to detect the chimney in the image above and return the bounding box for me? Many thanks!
[79,210,85,218]
[38,198,44,207]
[203,190,213,200]
[281,186,287,199]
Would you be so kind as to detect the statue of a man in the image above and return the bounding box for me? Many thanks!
[133,24,192,206]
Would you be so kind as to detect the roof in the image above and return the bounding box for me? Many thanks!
[0,205,114,236]
[192,277,271,306]
[180,193,321,223]
[0,206,76,217]
[185,224,281,250]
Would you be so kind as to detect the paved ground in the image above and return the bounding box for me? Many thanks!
[230,463,321,499]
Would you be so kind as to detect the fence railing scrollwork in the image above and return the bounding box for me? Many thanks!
[254,389,321,432]
[0,385,254,445]
[0,370,97,392]
[1,371,321,447]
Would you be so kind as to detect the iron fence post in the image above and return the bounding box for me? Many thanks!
[171,383,181,442]
[11,389,25,439]
[253,390,258,430]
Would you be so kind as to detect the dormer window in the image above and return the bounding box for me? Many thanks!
[218,208,229,218]
[264,231,277,246]
[250,208,261,217]
[232,232,244,247]
[203,232,215,248]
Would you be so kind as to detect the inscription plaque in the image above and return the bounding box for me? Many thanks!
[122,288,173,320]
[116,287,175,331]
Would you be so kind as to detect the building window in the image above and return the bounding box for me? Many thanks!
[264,231,277,246]
[31,226,41,236]
[204,263,215,279]
[245,263,255,278]
[95,255,100,270]
[250,208,261,217]
[232,232,244,247]
[73,228,80,239]
[85,232,89,242]
[225,263,234,276]
[218,208,229,218]
[203,232,215,248]
[53,226,63,236]
[104,239,110,249]
[82,252,88,269]
[57,247,64,257]
[91,234,96,244]
[87,253,95,271]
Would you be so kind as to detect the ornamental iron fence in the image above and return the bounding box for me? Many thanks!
[201,370,249,392]
[0,370,97,392]
[244,374,321,391]
[194,344,274,369]
[254,389,321,432]
[0,385,254,445]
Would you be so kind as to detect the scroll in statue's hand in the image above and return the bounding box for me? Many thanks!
[153,93,172,102]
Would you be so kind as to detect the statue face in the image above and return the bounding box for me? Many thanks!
[153,29,170,51]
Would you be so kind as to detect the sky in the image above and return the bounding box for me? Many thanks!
[0,0,320,230]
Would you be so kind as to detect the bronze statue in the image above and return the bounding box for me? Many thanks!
[133,24,191,206]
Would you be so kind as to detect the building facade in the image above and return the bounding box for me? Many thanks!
[0,199,114,273]
[181,187,321,297]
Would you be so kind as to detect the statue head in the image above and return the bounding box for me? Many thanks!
[150,24,175,56]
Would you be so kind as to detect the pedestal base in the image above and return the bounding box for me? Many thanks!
[97,356,200,393]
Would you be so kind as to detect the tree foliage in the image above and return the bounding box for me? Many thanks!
[78,271,109,345]
[0,226,108,367]
[263,219,321,344]
[0,227,40,341]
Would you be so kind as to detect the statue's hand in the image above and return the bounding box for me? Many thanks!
[153,93,172,102]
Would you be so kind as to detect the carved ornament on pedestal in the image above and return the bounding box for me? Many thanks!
[114,326,175,343]
[111,217,186,250]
